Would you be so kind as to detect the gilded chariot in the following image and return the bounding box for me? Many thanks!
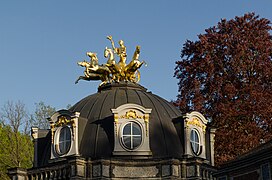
[76,36,146,86]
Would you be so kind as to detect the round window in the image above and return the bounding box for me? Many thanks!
[58,126,71,155]
[190,129,201,155]
[121,122,142,150]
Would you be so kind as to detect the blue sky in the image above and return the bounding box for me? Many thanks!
[0,1,271,113]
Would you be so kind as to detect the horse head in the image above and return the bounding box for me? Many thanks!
[104,47,114,58]
[77,60,90,67]
[104,47,116,64]
[104,47,109,58]
[86,52,98,61]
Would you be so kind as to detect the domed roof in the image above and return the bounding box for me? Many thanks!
[69,82,184,159]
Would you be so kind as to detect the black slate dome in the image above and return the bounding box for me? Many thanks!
[69,82,184,159]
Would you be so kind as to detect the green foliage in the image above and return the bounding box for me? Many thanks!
[0,100,57,178]
[175,13,272,165]
[0,124,33,179]
[0,100,35,179]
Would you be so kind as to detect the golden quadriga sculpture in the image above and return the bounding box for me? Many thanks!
[75,36,146,86]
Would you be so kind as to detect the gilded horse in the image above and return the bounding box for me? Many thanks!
[104,47,121,82]
[75,52,110,85]
[125,46,146,82]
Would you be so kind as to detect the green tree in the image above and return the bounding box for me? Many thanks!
[174,13,272,165]
[0,101,57,178]
[0,101,33,179]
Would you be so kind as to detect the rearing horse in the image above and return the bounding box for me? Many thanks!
[104,47,121,82]
[125,46,146,82]
[75,52,110,85]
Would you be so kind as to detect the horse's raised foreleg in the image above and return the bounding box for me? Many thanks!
[75,76,90,84]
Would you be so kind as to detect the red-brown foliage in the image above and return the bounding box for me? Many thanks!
[174,13,272,166]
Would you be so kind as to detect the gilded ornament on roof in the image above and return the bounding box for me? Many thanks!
[75,36,146,86]
[187,117,206,132]
[119,110,144,119]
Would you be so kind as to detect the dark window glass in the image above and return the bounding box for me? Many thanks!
[121,122,142,150]
[133,124,141,135]
[123,124,131,135]
[262,163,270,180]
[58,126,71,155]
[190,129,200,155]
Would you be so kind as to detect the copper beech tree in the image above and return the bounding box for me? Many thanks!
[174,13,272,166]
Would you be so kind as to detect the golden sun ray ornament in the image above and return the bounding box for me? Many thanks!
[75,36,147,86]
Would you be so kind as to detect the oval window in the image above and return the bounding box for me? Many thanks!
[190,129,201,156]
[121,122,142,150]
[58,126,71,155]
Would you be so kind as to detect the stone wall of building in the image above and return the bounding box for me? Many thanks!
[9,157,216,179]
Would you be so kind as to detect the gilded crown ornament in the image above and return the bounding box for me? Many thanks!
[75,36,146,86]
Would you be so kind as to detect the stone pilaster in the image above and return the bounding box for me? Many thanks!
[68,157,86,179]
[7,168,28,180]
[209,127,216,166]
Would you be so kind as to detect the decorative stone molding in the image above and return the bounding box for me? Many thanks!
[31,127,39,140]
[112,103,152,156]
[48,109,80,159]
[184,111,208,132]
[183,111,208,159]
[21,157,216,179]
